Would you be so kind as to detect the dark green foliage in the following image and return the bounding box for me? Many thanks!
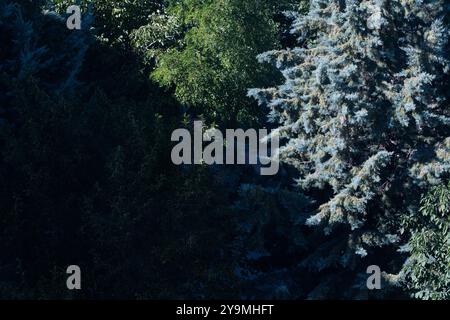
[1,0,449,300]
[0,77,239,298]
[0,0,239,299]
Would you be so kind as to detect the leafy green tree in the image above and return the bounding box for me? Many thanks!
[401,183,450,300]
[250,0,450,298]
[150,0,297,127]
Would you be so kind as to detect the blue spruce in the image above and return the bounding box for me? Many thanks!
[250,0,450,298]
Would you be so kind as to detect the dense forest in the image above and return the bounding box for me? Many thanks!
[0,0,449,300]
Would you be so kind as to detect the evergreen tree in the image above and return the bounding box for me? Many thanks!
[0,0,90,93]
[250,0,450,298]
[0,0,241,299]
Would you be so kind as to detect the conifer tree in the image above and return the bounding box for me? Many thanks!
[0,0,90,93]
[1,0,241,299]
[250,0,450,298]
